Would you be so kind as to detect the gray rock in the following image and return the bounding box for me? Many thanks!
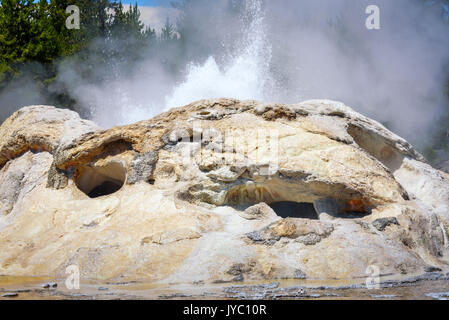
[2,293,18,298]
[42,282,57,288]
[425,266,442,273]
[158,293,193,299]
[232,274,244,282]
[370,294,398,299]
[293,269,307,279]
[227,263,246,276]
[372,217,399,231]
[246,230,279,245]
[246,231,265,242]
[127,151,158,184]
[424,292,449,300]
[46,163,68,189]
[296,233,322,245]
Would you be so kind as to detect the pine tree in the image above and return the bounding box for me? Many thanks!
[0,0,35,69]
[161,17,177,41]
[0,0,63,82]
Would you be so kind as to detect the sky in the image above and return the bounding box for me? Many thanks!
[126,0,174,7]
[123,0,180,31]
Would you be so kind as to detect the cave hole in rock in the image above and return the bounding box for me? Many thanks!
[313,198,371,219]
[75,162,126,198]
[268,202,319,220]
[224,181,371,220]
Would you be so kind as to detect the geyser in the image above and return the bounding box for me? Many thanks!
[165,0,273,109]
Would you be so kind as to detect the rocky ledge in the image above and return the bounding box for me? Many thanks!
[0,98,448,284]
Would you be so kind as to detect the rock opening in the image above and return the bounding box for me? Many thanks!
[313,198,371,219]
[269,202,318,219]
[87,180,123,198]
[223,181,372,220]
[75,162,126,198]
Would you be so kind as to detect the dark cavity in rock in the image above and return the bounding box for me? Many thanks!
[269,202,318,220]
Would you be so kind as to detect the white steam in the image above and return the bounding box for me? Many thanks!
[166,0,274,108]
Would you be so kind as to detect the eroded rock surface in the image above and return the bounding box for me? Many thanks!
[0,99,448,284]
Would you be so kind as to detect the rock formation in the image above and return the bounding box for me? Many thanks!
[0,99,448,284]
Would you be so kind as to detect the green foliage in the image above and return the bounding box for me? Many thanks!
[0,0,181,106]
[0,0,80,85]
[423,145,439,164]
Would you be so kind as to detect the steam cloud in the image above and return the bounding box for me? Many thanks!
[1,0,448,149]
